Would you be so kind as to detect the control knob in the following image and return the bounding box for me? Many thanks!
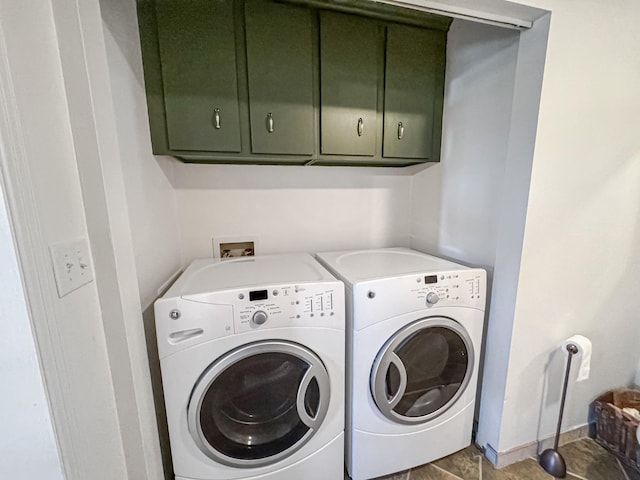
[426,292,440,305]
[251,310,268,326]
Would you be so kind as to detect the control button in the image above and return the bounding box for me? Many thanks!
[238,293,244,300]
[251,310,268,326]
[416,277,421,283]
[273,289,279,296]
[426,292,440,305]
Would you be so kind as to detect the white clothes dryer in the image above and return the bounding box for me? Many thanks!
[316,248,486,480]
[154,254,345,480]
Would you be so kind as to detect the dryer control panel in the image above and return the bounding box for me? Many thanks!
[414,270,484,307]
[353,268,486,331]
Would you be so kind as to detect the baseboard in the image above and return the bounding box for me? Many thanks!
[485,424,591,469]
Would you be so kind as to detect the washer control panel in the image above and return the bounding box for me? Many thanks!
[181,282,345,334]
[234,284,341,333]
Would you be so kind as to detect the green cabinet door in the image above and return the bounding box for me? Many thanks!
[156,0,241,152]
[383,24,446,160]
[320,12,379,156]
[245,0,315,155]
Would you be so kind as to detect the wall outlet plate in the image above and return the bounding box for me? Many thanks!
[212,235,259,259]
[49,238,94,298]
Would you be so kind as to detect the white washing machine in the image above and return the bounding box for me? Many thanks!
[154,253,345,480]
[316,248,486,480]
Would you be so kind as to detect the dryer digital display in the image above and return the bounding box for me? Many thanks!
[424,275,438,284]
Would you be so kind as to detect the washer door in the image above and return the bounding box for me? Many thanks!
[370,317,474,425]
[188,340,330,467]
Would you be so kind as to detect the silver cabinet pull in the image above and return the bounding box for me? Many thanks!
[214,108,221,129]
[266,113,274,133]
[397,122,404,140]
[357,117,364,137]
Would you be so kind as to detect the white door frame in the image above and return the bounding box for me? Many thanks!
[0,0,163,478]
[50,1,164,477]
[0,15,79,479]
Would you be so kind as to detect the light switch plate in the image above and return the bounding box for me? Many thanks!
[50,238,94,298]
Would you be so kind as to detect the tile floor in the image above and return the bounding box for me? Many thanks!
[346,438,640,480]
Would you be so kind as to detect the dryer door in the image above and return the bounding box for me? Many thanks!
[187,340,330,467]
[371,316,474,425]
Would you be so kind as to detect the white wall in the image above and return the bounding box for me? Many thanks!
[484,0,640,454]
[0,178,63,480]
[98,1,185,477]
[100,0,182,311]
[410,19,519,271]
[175,163,413,262]
[0,1,128,477]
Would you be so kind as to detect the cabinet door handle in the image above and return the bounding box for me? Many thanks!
[357,117,364,137]
[214,108,221,129]
[266,113,274,133]
[397,122,404,140]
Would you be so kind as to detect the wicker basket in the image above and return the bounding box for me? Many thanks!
[594,389,640,471]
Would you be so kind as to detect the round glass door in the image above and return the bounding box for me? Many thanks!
[370,317,474,425]
[188,341,330,467]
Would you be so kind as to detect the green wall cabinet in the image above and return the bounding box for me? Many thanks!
[383,24,446,160]
[155,0,241,153]
[137,0,451,166]
[319,12,380,157]
[244,1,315,155]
